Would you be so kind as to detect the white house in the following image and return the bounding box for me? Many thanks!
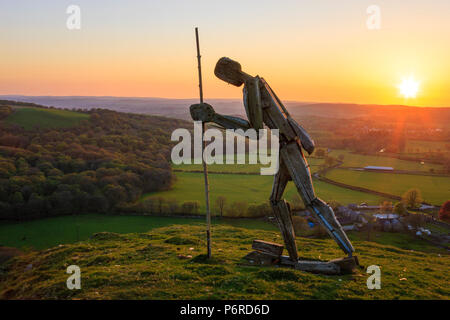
[364,166,394,171]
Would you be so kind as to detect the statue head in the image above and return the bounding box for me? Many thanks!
[214,57,252,87]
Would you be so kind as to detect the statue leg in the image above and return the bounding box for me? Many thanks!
[279,140,355,256]
[270,159,299,261]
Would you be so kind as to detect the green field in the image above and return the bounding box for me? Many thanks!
[0,214,277,250]
[193,148,447,173]
[325,168,450,205]
[5,107,89,130]
[145,171,389,211]
[165,149,447,212]
[329,149,442,172]
[1,224,448,299]
[173,155,324,174]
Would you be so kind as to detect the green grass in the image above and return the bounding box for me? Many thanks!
[347,231,446,254]
[174,155,324,174]
[425,223,450,235]
[0,214,277,250]
[325,168,450,205]
[329,149,442,172]
[1,224,448,299]
[164,149,447,212]
[144,172,389,212]
[5,107,89,130]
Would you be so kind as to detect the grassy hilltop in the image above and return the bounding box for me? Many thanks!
[1,224,448,300]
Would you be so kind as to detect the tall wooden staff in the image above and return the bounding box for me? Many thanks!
[195,27,212,258]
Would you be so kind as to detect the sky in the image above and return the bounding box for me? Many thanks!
[1,0,449,107]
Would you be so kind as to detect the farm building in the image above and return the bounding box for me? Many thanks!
[363,166,394,171]
[373,213,399,220]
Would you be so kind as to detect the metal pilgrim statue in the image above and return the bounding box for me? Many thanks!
[190,57,359,274]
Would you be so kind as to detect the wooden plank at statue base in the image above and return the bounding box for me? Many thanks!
[279,255,358,274]
[243,251,280,266]
[252,240,284,256]
[294,260,340,275]
[242,240,359,275]
[329,256,359,274]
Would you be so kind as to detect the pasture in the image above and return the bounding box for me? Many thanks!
[0,214,276,250]
[5,107,89,130]
[173,154,324,174]
[325,168,450,205]
[329,149,442,172]
[145,171,389,212]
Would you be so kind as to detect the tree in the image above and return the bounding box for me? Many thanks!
[403,213,426,229]
[324,156,336,167]
[247,202,272,218]
[142,198,156,214]
[49,190,74,215]
[314,148,326,158]
[292,216,309,236]
[328,200,341,211]
[11,191,24,205]
[181,201,200,215]
[0,201,13,219]
[0,104,185,220]
[311,223,328,238]
[393,202,407,216]
[226,201,248,218]
[444,158,450,174]
[215,196,227,218]
[88,194,109,213]
[103,184,127,207]
[439,200,450,222]
[167,199,180,214]
[26,193,46,217]
[0,106,12,119]
[380,201,393,213]
[156,197,165,214]
[402,189,423,209]
[290,194,305,211]
[365,214,376,241]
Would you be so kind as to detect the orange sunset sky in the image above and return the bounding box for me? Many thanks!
[1,1,449,107]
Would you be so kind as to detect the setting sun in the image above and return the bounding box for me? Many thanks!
[398,76,420,99]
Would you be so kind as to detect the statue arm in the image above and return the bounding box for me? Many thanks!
[213,75,265,131]
[190,103,251,131]
[211,113,251,130]
[287,117,316,155]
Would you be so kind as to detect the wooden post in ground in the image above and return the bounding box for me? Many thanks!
[195,27,212,258]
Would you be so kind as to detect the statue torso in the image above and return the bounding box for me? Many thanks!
[244,77,315,153]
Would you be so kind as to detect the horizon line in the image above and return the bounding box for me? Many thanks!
[1,94,449,109]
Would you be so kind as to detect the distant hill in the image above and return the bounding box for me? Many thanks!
[0,95,245,121]
[287,103,450,126]
[2,95,449,127]
[4,107,90,130]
